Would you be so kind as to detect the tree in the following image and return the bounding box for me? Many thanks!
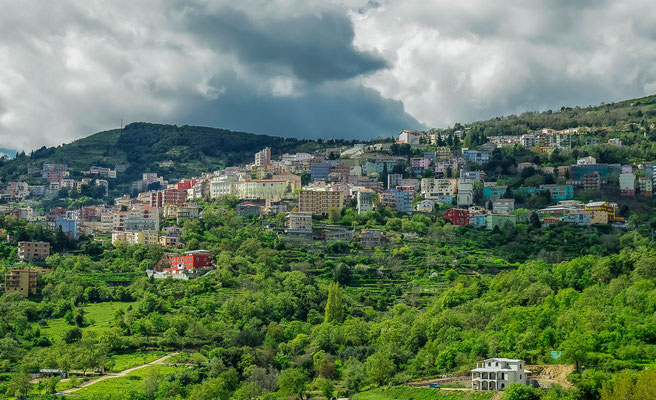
[324,282,343,323]
[364,352,395,386]
[503,382,541,400]
[6,373,32,400]
[529,212,542,228]
[278,368,309,400]
[64,327,83,343]
[143,368,162,399]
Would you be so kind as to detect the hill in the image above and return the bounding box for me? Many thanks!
[0,122,325,186]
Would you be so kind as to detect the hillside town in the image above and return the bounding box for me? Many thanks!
[0,127,652,287]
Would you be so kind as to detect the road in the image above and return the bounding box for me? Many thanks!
[62,352,180,395]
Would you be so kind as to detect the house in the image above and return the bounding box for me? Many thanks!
[471,214,487,228]
[360,229,382,247]
[563,211,591,226]
[517,162,538,173]
[607,138,622,147]
[577,156,597,165]
[111,230,158,245]
[235,202,261,217]
[176,206,200,223]
[416,199,435,213]
[398,130,422,144]
[357,189,375,214]
[159,235,180,248]
[148,250,214,279]
[542,216,562,226]
[444,208,470,225]
[492,199,515,215]
[472,358,530,391]
[17,241,50,261]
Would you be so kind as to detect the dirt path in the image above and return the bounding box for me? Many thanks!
[62,352,179,394]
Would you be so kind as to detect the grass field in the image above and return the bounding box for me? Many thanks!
[75,365,182,399]
[110,351,169,372]
[38,302,135,340]
[353,387,495,400]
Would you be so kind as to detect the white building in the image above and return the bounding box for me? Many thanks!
[357,189,375,214]
[472,358,531,391]
[457,179,474,207]
[577,156,597,165]
[520,134,539,148]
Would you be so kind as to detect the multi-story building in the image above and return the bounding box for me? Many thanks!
[638,177,653,196]
[360,229,382,247]
[583,171,601,191]
[410,157,431,170]
[381,189,412,213]
[5,269,45,297]
[310,164,332,182]
[540,185,574,200]
[55,218,79,240]
[357,189,375,214]
[17,241,50,261]
[416,199,435,213]
[520,134,539,148]
[285,212,313,234]
[483,185,508,200]
[585,201,622,222]
[397,130,422,144]
[10,182,30,200]
[444,208,470,225]
[164,250,213,275]
[422,178,457,199]
[486,214,517,230]
[492,199,515,215]
[254,147,271,167]
[235,203,261,217]
[462,149,489,164]
[111,230,158,245]
[112,209,160,232]
[159,235,180,248]
[298,189,344,215]
[147,189,187,208]
[387,174,403,190]
[619,173,635,196]
[457,179,474,206]
[472,358,530,391]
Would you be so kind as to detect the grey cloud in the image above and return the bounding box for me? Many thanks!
[183,72,422,140]
[186,7,387,83]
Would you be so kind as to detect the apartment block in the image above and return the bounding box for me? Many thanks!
[17,241,50,261]
[298,189,344,215]
[5,269,43,297]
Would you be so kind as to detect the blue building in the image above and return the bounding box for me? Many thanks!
[56,218,79,240]
[483,186,508,200]
[382,189,413,213]
[472,214,486,228]
[462,149,489,164]
[310,164,331,182]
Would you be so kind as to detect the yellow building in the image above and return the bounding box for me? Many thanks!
[584,201,623,222]
[589,210,609,225]
[298,188,344,215]
[5,269,46,297]
[112,230,159,245]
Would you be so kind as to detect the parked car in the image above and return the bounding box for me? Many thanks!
[429,382,441,389]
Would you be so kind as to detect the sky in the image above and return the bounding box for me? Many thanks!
[1,0,656,151]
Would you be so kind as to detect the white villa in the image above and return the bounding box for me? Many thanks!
[471,358,531,391]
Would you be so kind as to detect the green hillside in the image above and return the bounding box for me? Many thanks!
[0,122,324,185]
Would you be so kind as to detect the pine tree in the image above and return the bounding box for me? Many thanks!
[324,282,343,323]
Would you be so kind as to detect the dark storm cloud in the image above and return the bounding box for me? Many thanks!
[183,72,421,140]
[1,0,655,150]
[186,7,387,83]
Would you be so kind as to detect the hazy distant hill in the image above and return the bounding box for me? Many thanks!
[0,122,324,185]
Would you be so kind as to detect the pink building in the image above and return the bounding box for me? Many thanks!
[411,157,431,170]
